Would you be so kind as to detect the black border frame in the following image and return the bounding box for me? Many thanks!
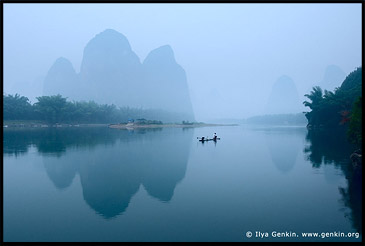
[1,0,363,245]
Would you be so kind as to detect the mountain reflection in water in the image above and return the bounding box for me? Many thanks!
[3,127,193,218]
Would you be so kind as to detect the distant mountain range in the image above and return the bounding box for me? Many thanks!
[264,65,346,116]
[265,75,302,115]
[43,29,195,122]
[319,65,346,92]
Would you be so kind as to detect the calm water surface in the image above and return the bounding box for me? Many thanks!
[3,125,362,242]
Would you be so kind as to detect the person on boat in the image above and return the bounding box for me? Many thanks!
[201,136,205,141]
[213,133,217,140]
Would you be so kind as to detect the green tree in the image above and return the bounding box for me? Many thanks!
[347,96,362,146]
[303,86,323,110]
[303,86,324,126]
[4,93,168,124]
[303,67,362,129]
[3,93,33,120]
[34,95,68,123]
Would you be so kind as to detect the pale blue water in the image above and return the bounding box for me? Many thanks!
[3,126,362,242]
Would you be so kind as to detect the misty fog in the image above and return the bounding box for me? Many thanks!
[3,3,362,122]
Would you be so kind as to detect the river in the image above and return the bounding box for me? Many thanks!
[3,125,361,242]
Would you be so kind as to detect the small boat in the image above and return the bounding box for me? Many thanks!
[198,137,220,142]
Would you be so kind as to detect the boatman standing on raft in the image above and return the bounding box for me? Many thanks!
[213,133,217,141]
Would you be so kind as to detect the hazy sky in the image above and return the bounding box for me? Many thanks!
[3,3,362,121]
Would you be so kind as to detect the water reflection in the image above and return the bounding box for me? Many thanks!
[3,127,193,219]
[304,128,354,168]
[264,127,305,173]
[304,128,362,234]
[79,150,142,219]
[139,135,189,202]
[44,156,78,190]
[3,127,119,157]
[3,129,35,156]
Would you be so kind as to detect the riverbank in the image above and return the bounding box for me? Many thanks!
[3,120,108,128]
[108,123,237,129]
[3,120,237,129]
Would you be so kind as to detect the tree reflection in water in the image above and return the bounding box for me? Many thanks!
[304,128,362,234]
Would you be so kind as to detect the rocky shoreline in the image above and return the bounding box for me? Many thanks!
[350,149,362,169]
[108,123,237,129]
